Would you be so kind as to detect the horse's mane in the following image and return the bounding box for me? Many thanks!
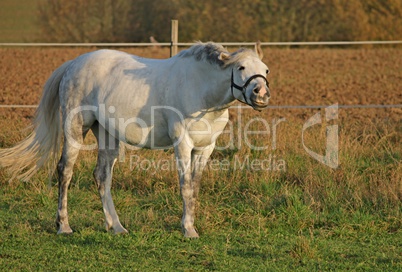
[177,42,257,67]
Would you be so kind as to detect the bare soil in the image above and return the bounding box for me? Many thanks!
[0,46,401,123]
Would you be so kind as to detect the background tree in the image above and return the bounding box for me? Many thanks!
[38,0,402,43]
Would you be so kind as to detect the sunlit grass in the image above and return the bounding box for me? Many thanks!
[0,47,401,270]
[1,110,400,270]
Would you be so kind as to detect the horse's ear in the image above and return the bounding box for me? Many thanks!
[218,52,231,61]
[255,41,264,60]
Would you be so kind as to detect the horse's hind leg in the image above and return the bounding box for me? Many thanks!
[92,122,127,234]
[56,126,88,234]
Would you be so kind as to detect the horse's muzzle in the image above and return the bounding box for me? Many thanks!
[250,84,270,110]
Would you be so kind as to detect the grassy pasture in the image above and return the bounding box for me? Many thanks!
[0,47,401,270]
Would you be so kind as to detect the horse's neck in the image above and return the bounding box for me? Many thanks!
[183,61,235,111]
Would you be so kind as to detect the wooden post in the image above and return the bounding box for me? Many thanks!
[170,20,178,57]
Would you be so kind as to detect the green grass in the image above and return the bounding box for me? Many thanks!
[1,115,401,271]
[1,176,401,271]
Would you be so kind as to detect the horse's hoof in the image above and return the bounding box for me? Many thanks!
[184,228,199,238]
[113,226,129,235]
[57,225,73,235]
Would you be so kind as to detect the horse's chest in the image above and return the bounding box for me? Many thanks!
[186,115,229,147]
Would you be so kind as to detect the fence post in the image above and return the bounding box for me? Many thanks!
[170,20,178,57]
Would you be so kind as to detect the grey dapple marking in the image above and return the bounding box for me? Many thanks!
[0,42,270,237]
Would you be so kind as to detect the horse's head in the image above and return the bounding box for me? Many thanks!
[219,46,271,111]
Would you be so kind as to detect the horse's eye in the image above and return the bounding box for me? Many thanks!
[266,69,270,74]
[238,66,245,71]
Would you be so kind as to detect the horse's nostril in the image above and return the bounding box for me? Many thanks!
[253,87,259,94]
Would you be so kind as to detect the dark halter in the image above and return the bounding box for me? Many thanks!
[231,69,269,106]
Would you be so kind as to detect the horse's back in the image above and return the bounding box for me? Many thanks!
[62,49,144,87]
[59,49,163,109]
[58,49,174,148]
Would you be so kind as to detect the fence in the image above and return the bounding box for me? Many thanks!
[1,41,401,49]
[1,20,402,50]
[1,20,401,110]
[1,105,402,109]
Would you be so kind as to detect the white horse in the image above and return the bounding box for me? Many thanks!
[0,42,270,237]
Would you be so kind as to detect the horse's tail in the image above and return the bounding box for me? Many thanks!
[0,60,72,182]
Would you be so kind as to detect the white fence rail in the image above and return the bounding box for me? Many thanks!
[1,19,401,110]
[1,40,402,48]
[1,104,401,109]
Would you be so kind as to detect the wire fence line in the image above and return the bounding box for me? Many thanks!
[0,105,38,108]
[0,40,402,48]
[265,104,402,109]
[1,104,401,109]
[1,39,400,110]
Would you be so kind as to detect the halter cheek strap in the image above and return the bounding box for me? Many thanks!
[231,69,269,106]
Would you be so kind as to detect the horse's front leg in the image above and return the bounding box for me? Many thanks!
[175,143,196,237]
[175,142,214,238]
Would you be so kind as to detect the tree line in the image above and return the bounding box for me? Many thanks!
[38,0,402,43]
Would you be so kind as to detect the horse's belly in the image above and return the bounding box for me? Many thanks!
[123,124,173,149]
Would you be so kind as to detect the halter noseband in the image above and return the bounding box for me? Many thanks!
[231,69,269,106]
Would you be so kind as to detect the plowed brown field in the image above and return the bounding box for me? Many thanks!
[1,46,401,271]
[0,46,401,123]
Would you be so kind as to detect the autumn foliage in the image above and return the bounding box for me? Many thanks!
[38,0,402,43]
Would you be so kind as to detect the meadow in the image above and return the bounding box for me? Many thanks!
[0,46,401,270]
